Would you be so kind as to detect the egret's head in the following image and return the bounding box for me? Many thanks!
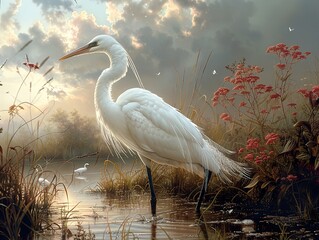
[59,35,118,61]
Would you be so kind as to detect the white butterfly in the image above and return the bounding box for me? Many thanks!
[212,70,216,75]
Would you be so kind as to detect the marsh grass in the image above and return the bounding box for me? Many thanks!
[0,52,70,239]
[0,145,66,239]
[73,221,95,240]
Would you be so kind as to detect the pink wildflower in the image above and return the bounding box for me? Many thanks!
[238,148,245,154]
[287,103,297,108]
[297,88,310,98]
[240,90,250,95]
[254,84,266,90]
[276,63,286,70]
[244,153,254,161]
[265,86,273,92]
[312,85,319,94]
[239,101,247,107]
[224,76,231,82]
[286,174,298,182]
[246,138,260,150]
[220,113,231,121]
[271,105,281,111]
[265,133,279,145]
[290,45,300,51]
[233,85,245,90]
[270,93,281,99]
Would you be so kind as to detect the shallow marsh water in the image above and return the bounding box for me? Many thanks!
[34,158,319,239]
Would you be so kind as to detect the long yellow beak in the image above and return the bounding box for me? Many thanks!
[59,43,91,61]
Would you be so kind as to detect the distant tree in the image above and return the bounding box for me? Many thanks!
[42,109,108,158]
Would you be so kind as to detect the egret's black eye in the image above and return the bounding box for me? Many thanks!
[88,41,98,48]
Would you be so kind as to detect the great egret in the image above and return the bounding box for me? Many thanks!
[60,35,249,217]
[74,163,89,175]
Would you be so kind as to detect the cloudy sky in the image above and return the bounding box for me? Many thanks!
[0,0,318,121]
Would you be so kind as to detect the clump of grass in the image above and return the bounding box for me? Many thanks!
[95,159,144,195]
[73,221,95,240]
[95,158,245,210]
[0,48,68,238]
[0,145,62,239]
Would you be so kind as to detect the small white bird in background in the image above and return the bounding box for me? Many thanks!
[38,177,51,187]
[74,163,89,175]
[60,35,249,218]
[289,27,294,32]
[35,164,51,187]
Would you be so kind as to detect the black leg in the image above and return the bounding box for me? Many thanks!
[146,166,157,217]
[196,169,212,214]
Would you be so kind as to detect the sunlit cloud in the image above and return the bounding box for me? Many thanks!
[106,2,124,24]
[0,66,54,110]
[182,30,192,38]
[161,0,181,20]
[131,35,143,49]
[0,0,21,45]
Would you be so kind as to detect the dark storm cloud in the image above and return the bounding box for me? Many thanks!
[105,0,264,96]
[3,0,317,113]
[11,0,319,90]
[135,26,189,69]
[32,0,74,12]
[252,0,319,53]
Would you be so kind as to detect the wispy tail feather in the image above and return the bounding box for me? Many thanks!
[204,140,250,183]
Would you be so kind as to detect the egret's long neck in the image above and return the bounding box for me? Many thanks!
[94,44,128,106]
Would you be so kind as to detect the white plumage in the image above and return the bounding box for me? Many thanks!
[35,164,51,187]
[74,163,89,175]
[60,35,249,217]
[38,177,51,187]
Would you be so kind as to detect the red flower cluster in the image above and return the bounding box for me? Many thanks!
[224,64,262,85]
[239,133,279,164]
[246,138,260,149]
[265,133,279,145]
[212,63,270,109]
[266,43,311,60]
[298,85,319,100]
[212,87,230,106]
[266,43,311,70]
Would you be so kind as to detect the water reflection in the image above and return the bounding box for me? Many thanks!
[74,175,88,182]
[34,158,318,239]
[36,159,242,239]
